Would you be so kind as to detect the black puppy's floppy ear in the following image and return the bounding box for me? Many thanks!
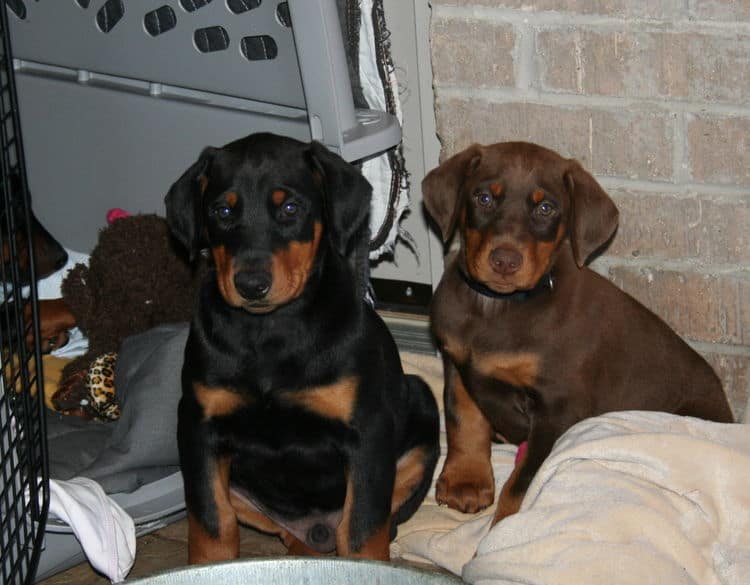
[307,141,372,257]
[422,144,483,242]
[164,146,217,261]
[565,161,619,267]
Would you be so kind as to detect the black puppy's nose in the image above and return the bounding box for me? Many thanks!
[234,271,271,300]
[490,247,523,275]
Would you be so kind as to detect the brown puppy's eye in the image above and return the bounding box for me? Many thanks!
[475,192,493,207]
[282,201,298,216]
[534,201,556,217]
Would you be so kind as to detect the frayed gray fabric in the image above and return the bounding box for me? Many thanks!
[46,323,188,493]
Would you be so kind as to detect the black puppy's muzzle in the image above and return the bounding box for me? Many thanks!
[234,270,271,301]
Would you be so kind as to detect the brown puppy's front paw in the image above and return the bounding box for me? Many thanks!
[436,462,495,513]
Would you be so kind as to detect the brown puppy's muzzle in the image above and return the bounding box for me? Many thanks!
[489,246,523,277]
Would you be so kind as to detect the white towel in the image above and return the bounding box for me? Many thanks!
[38,248,90,359]
[393,411,750,585]
[48,477,136,583]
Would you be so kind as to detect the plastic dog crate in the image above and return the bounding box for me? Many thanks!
[3,0,402,581]
[0,4,49,584]
[6,0,401,252]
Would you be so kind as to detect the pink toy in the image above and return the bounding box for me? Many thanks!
[515,441,528,465]
[106,208,130,224]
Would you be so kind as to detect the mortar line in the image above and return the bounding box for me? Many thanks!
[433,4,750,35]
[437,85,750,117]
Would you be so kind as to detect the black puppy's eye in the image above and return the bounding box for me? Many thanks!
[214,204,232,219]
[475,192,493,207]
[282,201,298,216]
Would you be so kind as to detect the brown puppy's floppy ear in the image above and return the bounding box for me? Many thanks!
[422,144,483,242]
[565,161,619,267]
[164,146,217,261]
[307,141,372,257]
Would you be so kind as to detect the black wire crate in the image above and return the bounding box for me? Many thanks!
[0,2,49,584]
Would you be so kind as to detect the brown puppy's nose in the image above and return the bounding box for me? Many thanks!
[489,247,522,275]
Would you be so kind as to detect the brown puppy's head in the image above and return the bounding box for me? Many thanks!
[165,133,371,314]
[423,142,618,293]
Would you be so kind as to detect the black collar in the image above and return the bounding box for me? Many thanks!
[458,268,554,302]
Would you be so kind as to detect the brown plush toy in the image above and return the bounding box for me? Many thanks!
[54,214,202,418]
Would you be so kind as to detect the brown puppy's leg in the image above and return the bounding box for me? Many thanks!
[493,412,569,524]
[436,357,495,513]
[187,457,240,564]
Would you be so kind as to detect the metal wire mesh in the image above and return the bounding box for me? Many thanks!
[0,3,49,584]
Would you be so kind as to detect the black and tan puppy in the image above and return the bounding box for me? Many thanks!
[165,132,439,563]
[423,141,733,525]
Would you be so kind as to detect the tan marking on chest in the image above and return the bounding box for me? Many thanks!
[472,352,540,388]
[440,334,470,364]
[195,383,248,419]
[282,376,358,423]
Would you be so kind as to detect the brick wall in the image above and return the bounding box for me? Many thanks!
[429,0,749,420]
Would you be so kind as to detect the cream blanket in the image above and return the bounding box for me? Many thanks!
[395,352,750,585]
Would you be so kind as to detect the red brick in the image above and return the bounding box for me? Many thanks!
[687,114,750,186]
[537,28,750,104]
[688,0,750,21]
[607,266,749,346]
[430,17,515,89]
[435,97,673,180]
[605,191,750,265]
[703,351,750,421]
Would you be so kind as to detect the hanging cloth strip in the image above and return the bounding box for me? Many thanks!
[338,0,410,261]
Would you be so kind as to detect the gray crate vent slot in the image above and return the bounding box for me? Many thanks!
[227,0,262,14]
[194,26,230,53]
[5,0,25,19]
[276,2,291,27]
[241,35,277,60]
[96,0,125,33]
[179,0,213,11]
[76,0,92,9]
[145,6,178,38]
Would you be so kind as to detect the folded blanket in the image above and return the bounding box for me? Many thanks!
[393,409,750,585]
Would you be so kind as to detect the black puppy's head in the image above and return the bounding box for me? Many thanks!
[165,133,372,314]
[1,171,68,285]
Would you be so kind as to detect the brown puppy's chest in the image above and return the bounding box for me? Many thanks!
[438,325,538,443]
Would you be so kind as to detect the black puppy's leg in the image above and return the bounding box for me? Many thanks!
[336,421,395,560]
[390,375,440,531]
[436,356,495,513]
[179,398,239,564]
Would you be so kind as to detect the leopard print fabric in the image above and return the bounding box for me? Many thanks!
[84,352,120,421]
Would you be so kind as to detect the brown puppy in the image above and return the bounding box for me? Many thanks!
[423,141,733,524]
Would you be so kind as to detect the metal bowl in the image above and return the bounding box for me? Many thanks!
[125,558,463,584]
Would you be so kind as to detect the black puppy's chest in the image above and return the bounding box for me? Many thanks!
[219,394,352,496]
